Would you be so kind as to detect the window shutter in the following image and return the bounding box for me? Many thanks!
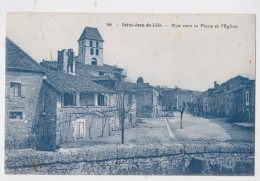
[21,84,26,98]
[5,83,10,98]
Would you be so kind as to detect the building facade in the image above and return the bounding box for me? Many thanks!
[5,38,46,149]
[158,86,202,116]
[76,27,104,66]
[135,77,162,119]
[199,76,255,121]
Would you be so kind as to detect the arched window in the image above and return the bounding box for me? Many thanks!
[90,41,93,47]
[90,48,94,55]
[91,58,97,65]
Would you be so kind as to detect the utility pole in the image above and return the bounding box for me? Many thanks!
[180,102,186,129]
[50,50,53,61]
[176,87,179,110]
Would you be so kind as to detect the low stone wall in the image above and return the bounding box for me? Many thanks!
[5,142,254,175]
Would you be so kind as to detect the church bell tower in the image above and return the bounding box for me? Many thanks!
[76,27,104,66]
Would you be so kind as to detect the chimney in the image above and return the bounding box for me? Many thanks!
[67,49,75,75]
[57,49,75,75]
[214,81,219,88]
[57,49,67,72]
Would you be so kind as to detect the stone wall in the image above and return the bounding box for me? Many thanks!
[5,142,254,175]
[77,39,104,66]
[56,106,137,147]
[136,90,153,118]
[33,81,59,151]
[5,71,44,149]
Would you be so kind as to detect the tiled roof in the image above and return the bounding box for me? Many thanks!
[214,75,254,94]
[40,61,123,74]
[78,27,104,42]
[115,82,137,92]
[6,38,45,73]
[40,61,58,71]
[90,75,117,81]
[215,81,255,96]
[76,62,123,74]
[74,62,123,80]
[45,70,112,93]
[136,83,154,89]
[222,75,249,84]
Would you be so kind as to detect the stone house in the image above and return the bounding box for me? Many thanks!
[5,38,46,149]
[200,76,255,121]
[158,86,202,116]
[135,77,162,119]
[37,26,137,150]
[34,64,118,150]
[159,87,176,113]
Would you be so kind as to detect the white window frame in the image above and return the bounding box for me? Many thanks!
[6,81,26,98]
[10,82,21,97]
[245,91,249,106]
[9,111,24,121]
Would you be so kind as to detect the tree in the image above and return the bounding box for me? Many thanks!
[57,108,114,146]
[196,98,203,118]
[180,102,186,129]
[115,82,136,144]
[205,104,208,118]
[94,109,113,137]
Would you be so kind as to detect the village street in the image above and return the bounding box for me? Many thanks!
[167,112,254,144]
[60,112,254,149]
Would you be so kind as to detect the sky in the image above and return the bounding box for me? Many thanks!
[6,13,255,91]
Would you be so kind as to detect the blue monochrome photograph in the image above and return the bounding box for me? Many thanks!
[5,13,255,175]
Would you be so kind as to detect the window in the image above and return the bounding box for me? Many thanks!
[76,122,84,139]
[90,48,94,55]
[99,72,104,75]
[91,58,97,65]
[63,93,76,106]
[98,94,105,106]
[10,82,21,97]
[96,42,99,48]
[96,49,99,55]
[246,91,249,106]
[90,41,93,47]
[80,93,95,106]
[9,111,23,121]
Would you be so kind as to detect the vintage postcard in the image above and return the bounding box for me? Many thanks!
[5,13,255,175]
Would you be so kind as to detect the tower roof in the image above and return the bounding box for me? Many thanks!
[78,27,104,42]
